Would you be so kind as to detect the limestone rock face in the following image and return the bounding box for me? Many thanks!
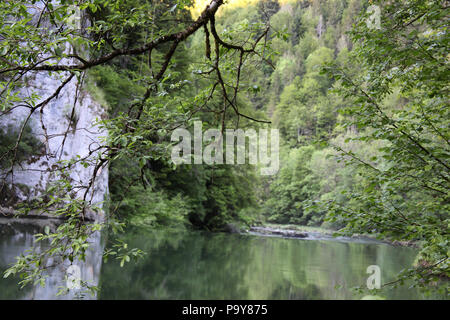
[0,72,109,221]
[0,3,108,221]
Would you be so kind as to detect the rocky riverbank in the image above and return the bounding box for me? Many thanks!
[248,226,308,238]
[248,223,419,248]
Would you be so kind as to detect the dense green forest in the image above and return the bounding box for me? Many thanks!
[87,0,264,230]
[94,0,366,230]
[0,0,448,294]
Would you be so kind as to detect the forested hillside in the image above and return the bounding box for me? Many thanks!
[100,0,448,288]
[90,0,365,230]
[85,0,263,230]
[88,0,384,232]
[86,0,449,285]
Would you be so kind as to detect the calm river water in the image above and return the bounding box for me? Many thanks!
[0,219,445,299]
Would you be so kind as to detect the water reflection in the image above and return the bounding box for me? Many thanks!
[99,228,438,300]
[0,221,445,300]
[0,218,102,300]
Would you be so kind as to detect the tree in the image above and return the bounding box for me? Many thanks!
[257,0,280,21]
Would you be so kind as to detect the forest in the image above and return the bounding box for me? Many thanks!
[0,0,448,299]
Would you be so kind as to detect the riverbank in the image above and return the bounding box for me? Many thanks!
[261,223,334,235]
[251,223,419,248]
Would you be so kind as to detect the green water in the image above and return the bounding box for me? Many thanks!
[0,221,445,299]
[98,228,436,300]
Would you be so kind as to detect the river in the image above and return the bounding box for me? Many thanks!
[0,218,445,299]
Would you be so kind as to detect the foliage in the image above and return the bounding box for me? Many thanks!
[320,0,449,288]
[0,123,44,168]
[258,0,448,290]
